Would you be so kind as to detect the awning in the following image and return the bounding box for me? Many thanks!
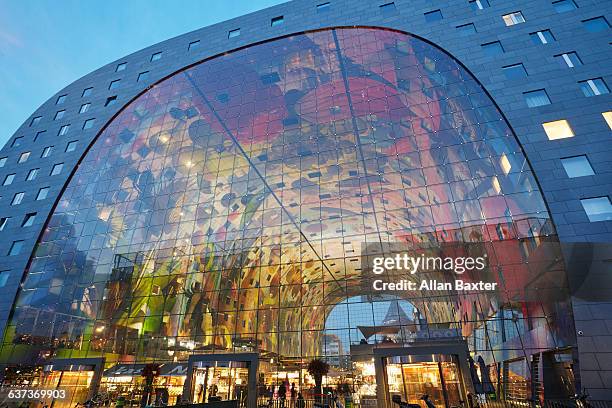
[103,363,188,377]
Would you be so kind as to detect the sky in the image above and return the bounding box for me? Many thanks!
[0,0,286,148]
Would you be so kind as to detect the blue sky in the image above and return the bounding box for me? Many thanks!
[0,0,285,147]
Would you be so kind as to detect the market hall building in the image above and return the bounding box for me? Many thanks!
[0,0,610,407]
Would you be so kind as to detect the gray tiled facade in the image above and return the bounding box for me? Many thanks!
[0,0,610,398]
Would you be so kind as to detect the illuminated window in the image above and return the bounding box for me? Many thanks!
[579,78,609,97]
[581,197,612,222]
[502,11,525,26]
[79,103,91,114]
[481,41,504,56]
[228,29,240,38]
[41,146,53,158]
[271,16,284,26]
[582,16,610,32]
[542,120,574,140]
[561,156,594,177]
[469,0,489,10]
[18,152,30,163]
[26,168,39,181]
[523,89,551,107]
[11,192,24,206]
[553,0,577,13]
[58,124,70,136]
[603,112,612,129]
[530,30,555,44]
[116,62,127,72]
[8,241,24,256]
[3,174,15,186]
[151,52,162,62]
[555,52,582,68]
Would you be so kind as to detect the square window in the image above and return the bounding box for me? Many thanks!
[228,29,240,38]
[11,192,24,205]
[21,213,36,228]
[603,111,612,129]
[579,78,610,97]
[0,217,8,231]
[530,30,555,44]
[41,146,53,158]
[555,52,582,68]
[56,94,67,105]
[502,11,525,26]
[79,103,91,114]
[581,197,612,222]
[481,41,504,56]
[34,130,46,142]
[66,141,78,152]
[3,174,15,186]
[542,119,574,140]
[0,158,6,168]
[456,23,477,34]
[109,79,121,90]
[425,9,443,22]
[8,241,24,256]
[188,40,200,51]
[583,16,610,32]
[469,0,489,10]
[561,155,594,177]
[11,137,23,148]
[26,168,39,181]
[271,16,284,26]
[105,96,118,106]
[380,2,396,14]
[82,87,93,97]
[553,0,577,13]
[54,110,65,120]
[83,119,95,129]
[51,163,64,176]
[30,116,41,127]
[137,71,149,82]
[316,2,331,12]
[58,124,70,136]
[523,89,551,107]
[503,63,528,79]
[151,52,162,61]
[116,62,127,72]
[36,187,50,200]
[18,152,30,163]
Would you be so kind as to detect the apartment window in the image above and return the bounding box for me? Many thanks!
[503,63,527,79]
[228,29,240,38]
[582,17,610,33]
[109,79,121,90]
[316,2,331,12]
[0,217,8,231]
[530,30,555,44]
[51,163,64,176]
[469,0,489,10]
[66,141,78,152]
[503,12,525,26]
[18,152,30,163]
[425,9,443,22]
[523,89,551,107]
[36,187,50,200]
[58,124,70,136]
[542,119,574,140]
[579,78,610,97]
[603,112,612,129]
[21,213,36,227]
[12,192,25,205]
[56,94,67,105]
[34,130,46,142]
[79,103,91,114]
[54,110,65,120]
[30,116,41,127]
[41,146,53,158]
[82,87,93,97]
[581,197,612,222]
[151,52,162,62]
[457,23,477,34]
[188,40,200,51]
[3,174,15,186]
[481,41,504,56]
[380,2,396,14]
[555,52,582,68]
[105,96,118,106]
[553,0,577,13]
[26,168,39,181]
[8,241,24,256]
[12,137,23,148]
[271,16,284,26]
[83,119,95,129]
[561,156,594,177]
[137,71,149,82]
[116,62,127,72]
[0,158,6,168]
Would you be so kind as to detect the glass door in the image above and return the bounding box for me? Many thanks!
[191,361,249,407]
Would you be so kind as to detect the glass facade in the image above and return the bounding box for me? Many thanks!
[0,28,576,406]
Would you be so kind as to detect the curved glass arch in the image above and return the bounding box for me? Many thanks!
[2,28,574,383]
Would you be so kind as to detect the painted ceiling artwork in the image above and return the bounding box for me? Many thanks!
[2,28,575,364]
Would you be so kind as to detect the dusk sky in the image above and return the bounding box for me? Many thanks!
[0,0,285,147]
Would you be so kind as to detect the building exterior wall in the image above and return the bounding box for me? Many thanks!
[0,0,610,399]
